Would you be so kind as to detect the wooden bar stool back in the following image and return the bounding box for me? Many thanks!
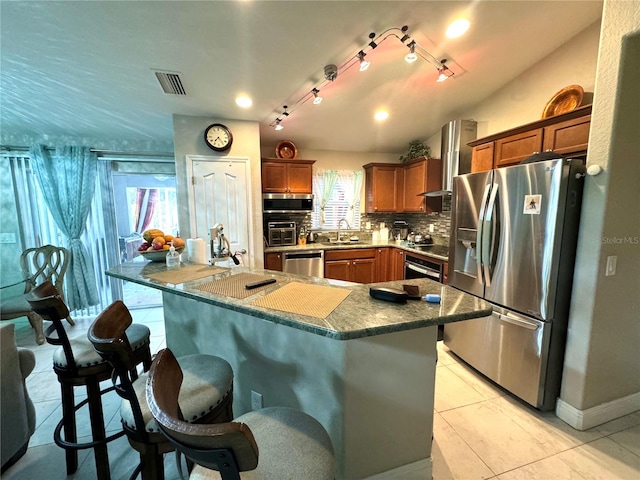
[26,281,152,480]
[89,300,235,480]
[146,348,336,480]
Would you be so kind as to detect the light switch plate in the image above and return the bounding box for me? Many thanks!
[605,255,617,276]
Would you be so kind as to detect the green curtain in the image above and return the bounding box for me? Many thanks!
[319,170,338,224]
[29,145,100,310]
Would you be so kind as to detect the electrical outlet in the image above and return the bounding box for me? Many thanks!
[251,390,263,410]
[429,224,435,234]
[605,255,617,276]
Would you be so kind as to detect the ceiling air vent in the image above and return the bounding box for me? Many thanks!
[154,71,186,95]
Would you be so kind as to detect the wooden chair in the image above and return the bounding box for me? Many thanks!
[88,300,235,480]
[0,245,73,345]
[146,348,336,480]
[26,282,152,480]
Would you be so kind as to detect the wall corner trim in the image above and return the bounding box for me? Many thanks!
[556,392,640,430]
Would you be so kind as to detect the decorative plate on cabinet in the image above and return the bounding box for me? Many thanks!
[275,140,298,159]
[541,85,584,118]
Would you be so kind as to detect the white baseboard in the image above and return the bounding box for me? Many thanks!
[365,458,433,480]
[556,392,640,430]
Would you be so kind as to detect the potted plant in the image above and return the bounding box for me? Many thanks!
[399,140,432,163]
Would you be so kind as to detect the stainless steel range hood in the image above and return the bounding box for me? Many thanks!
[422,119,477,196]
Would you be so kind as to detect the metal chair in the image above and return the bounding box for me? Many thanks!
[146,348,336,480]
[26,281,152,480]
[0,245,73,345]
[88,300,235,480]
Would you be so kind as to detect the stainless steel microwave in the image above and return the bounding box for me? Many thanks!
[262,193,313,213]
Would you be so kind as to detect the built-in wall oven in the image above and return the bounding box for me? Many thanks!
[404,254,443,282]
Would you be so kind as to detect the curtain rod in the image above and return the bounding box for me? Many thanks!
[0,145,175,160]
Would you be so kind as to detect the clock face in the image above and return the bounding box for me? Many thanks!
[204,123,233,151]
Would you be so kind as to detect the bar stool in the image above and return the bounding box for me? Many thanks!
[147,348,336,480]
[26,281,152,480]
[88,300,234,480]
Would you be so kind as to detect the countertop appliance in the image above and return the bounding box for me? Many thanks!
[445,158,585,410]
[267,221,297,247]
[282,250,324,278]
[422,119,477,196]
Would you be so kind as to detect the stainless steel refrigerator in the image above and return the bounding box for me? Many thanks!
[445,158,585,410]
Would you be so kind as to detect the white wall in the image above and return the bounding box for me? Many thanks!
[173,115,263,267]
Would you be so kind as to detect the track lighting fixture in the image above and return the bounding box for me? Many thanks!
[357,51,370,71]
[436,59,454,82]
[267,25,460,128]
[312,88,323,104]
[405,41,418,63]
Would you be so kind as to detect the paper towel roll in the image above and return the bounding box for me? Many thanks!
[187,238,207,264]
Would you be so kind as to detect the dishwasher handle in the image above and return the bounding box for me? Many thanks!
[283,251,324,260]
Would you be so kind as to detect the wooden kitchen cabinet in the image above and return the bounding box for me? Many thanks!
[471,142,494,173]
[264,252,283,271]
[325,248,376,283]
[468,105,592,170]
[542,114,591,156]
[363,163,400,213]
[261,158,314,193]
[375,247,389,282]
[494,128,543,167]
[442,261,448,284]
[401,157,442,213]
[389,248,405,281]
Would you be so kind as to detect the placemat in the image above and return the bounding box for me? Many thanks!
[195,272,279,299]
[146,265,225,284]
[252,282,351,319]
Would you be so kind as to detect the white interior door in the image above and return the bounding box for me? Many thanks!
[186,156,250,262]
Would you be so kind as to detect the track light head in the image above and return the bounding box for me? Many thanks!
[311,88,323,104]
[274,118,283,130]
[324,64,338,82]
[357,51,370,71]
[400,25,410,43]
[368,32,377,49]
[436,59,454,82]
[281,105,290,116]
[405,40,418,63]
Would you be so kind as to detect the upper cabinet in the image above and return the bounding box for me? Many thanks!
[363,163,400,213]
[261,158,315,193]
[363,157,442,214]
[469,105,592,172]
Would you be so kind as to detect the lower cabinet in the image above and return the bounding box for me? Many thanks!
[389,248,405,281]
[264,252,283,271]
[442,261,449,285]
[375,248,389,282]
[325,249,376,283]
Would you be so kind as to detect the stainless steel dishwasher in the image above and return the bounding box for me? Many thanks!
[282,250,324,278]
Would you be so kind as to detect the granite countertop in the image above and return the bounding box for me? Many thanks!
[265,239,450,261]
[107,262,490,341]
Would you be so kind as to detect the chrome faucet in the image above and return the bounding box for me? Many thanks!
[337,218,351,242]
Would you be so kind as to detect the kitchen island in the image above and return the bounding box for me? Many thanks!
[107,262,491,479]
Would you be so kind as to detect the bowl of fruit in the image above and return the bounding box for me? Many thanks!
[138,229,186,262]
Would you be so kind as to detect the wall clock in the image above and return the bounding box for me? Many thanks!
[204,123,233,151]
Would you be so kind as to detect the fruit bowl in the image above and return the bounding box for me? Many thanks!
[139,247,185,263]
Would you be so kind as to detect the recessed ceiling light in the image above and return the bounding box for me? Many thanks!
[374,110,389,121]
[235,96,252,108]
[446,19,470,38]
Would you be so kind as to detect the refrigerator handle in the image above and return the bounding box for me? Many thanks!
[476,183,493,285]
[481,184,498,286]
[497,312,540,330]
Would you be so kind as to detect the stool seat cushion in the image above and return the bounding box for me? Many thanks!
[190,407,335,480]
[54,324,150,369]
[0,294,31,315]
[121,354,233,433]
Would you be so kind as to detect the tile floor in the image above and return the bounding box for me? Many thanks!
[3,309,640,480]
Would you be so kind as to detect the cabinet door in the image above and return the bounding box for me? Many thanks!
[264,252,283,271]
[261,162,289,193]
[495,129,543,167]
[471,143,495,172]
[442,261,448,285]
[287,163,313,193]
[365,165,399,213]
[402,160,426,212]
[389,248,405,281]
[325,260,351,282]
[375,248,390,282]
[352,258,376,284]
[542,115,590,156]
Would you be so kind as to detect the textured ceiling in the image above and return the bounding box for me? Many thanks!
[0,1,603,154]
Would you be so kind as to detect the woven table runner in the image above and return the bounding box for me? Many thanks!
[146,265,225,284]
[195,273,279,299]
[252,282,351,319]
